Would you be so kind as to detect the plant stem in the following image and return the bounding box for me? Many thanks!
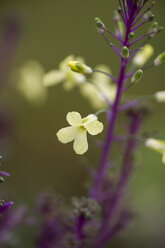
[89,59,127,199]
[89,9,134,199]
[93,112,143,248]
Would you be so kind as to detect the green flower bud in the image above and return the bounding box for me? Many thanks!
[128,32,135,39]
[68,61,93,74]
[131,69,143,83]
[121,46,129,59]
[154,52,165,66]
[117,7,122,15]
[157,26,164,32]
[149,14,155,21]
[144,12,154,22]
[152,1,155,7]
[113,10,120,22]
[94,17,105,29]
[151,21,159,30]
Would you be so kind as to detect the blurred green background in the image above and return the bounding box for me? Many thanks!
[0,0,165,247]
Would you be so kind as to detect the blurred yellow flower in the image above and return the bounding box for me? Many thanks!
[80,65,117,109]
[17,60,47,105]
[133,44,154,67]
[43,55,86,90]
[57,111,104,155]
[145,138,165,164]
[155,91,165,102]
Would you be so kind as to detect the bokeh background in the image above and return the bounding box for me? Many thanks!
[0,0,165,247]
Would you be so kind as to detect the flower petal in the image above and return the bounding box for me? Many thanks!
[162,152,165,164]
[85,120,104,135]
[73,129,88,155]
[57,126,77,143]
[145,138,165,154]
[17,60,47,104]
[59,55,75,71]
[93,64,111,85]
[43,70,65,87]
[66,112,82,126]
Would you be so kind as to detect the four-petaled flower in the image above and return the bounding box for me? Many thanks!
[145,138,165,164]
[17,60,47,105]
[57,112,104,155]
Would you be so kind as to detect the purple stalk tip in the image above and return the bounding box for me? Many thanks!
[0,201,14,213]
[0,171,10,177]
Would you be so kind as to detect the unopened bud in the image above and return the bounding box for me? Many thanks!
[113,10,120,22]
[154,52,165,66]
[149,14,155,21]
[94,17,105,29]
[144,12,154,22]
[148,22,162,38]
[68,61,93,74]
[128,32,135,39]
[157,26,164,32]
[151,21,159,30]
[121,46,129,59]
[0,176,4,183]
[152,1,155,7]
[131,69,143,83]
[117,7,122,15]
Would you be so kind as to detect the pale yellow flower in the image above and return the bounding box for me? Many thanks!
[145,138,165,164]
[17,60,47,104]
[80,65,117,109]
[133,44,154,67]
[155,91,165,102]
[57,112,104,155]
[43,55,86,90]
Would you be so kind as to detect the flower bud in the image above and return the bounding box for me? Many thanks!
[0,176,4,183]
[144,12,154,22]
[148,14,155,21]
[121,46,129,59]
[117,7,122,16]
[154,52,165,66]
[94,17,105,29]
[151,21,159,30]
[154,91,165,102]
[157,26,164,32]
[128,32,135,39]
[113,10,120,22]
[68,61,93,74]
[131,69,143,83]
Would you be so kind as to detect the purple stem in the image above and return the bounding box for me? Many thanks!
[119,100,138,112]
[93,110,143,248]
[0,201,14,213]
[89,15,134,198]
[105,28,124,44]
[131,20,147,33]
[89,59,127,199]
[76,214,86,248]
